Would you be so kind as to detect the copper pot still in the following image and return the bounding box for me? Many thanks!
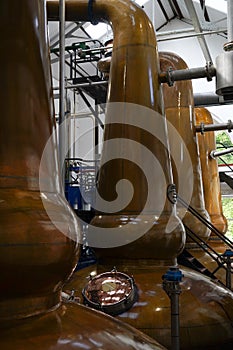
[47,3,233,350]
[0,1,168,349]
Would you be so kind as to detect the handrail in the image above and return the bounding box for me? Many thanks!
[184,224,232,275]
[176,195,233,286]
[216,141,233,172]
[177,195,233,249]
[219,157,233,173]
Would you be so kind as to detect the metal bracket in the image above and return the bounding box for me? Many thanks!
[167,184,177,204]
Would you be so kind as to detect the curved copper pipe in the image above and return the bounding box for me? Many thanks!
[160,52,211,243]
[195,107,228,235]
[47,0,185,262]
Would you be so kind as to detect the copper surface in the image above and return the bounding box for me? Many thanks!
[195,107,228,234]
[0,0,229,350]
[91,2,185,261]
[0,0,80,320]
[66,263,233,349]
[0,1,169,349]
[160,52,211,242]
[0,302,166,350]
[48,1,185,262]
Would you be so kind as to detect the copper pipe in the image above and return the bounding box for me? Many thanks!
[195,107,228,235]
[47,0,185,262]
[160,52,211,243]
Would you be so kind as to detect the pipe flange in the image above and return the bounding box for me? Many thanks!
[200,122,205,134]
[88,0,99,25]
[205,61,214,81]
[167,184,177,204]
[224,41,233,52]
[167,67,174,87]
[227,119,233,133]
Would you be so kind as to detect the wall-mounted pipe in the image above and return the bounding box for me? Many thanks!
[210,147,233,159]
[194,92,233,107]
[159,62,216,86]
[195,120,233,133]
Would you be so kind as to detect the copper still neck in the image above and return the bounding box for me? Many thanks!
[195,107,228,235]
[160,52,211,243]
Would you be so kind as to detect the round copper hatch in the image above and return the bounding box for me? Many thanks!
[82,270,138,315]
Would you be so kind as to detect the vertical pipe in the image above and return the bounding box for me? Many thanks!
[171,293,180,350]
[59,0,66,180]
[227,0,233,43]
[162,267,182,350]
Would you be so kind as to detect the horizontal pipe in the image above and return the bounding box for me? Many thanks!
[50,29,227,53]
[159,63,216,86]
[194,92,233,106]
[195,120,233,133]
[157,29,227,42]
[210,148,233,159]
[53,80,108,90]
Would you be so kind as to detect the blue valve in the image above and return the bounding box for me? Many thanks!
[222,249,233,258]
[162,266,183,282]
